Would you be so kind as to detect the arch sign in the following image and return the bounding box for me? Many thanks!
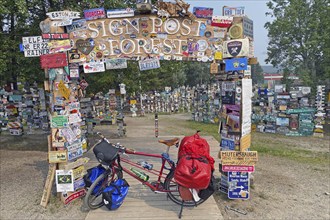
[68,14,222,63]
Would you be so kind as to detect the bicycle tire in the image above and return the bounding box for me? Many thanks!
[83,168,123,210]
[164,171,206,207]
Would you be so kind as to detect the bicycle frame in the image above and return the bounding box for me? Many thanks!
[113,148,176,193]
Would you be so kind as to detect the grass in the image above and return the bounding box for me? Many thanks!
[182,120,330,165]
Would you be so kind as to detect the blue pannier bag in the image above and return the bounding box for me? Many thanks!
[102,179,129,210]
[83,165,106,194]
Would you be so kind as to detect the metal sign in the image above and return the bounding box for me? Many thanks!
[139,58,161,71]
[106,8,134,18]
[220,151,258,166]
[105,58,128,69]
[228,171,249,199]
[222,165,254,172]
[51,115,69,128]
[84,8,106,20]
[46,11,80,20]
[221,138,235,151]
[22,36,49,57]
[83,62,105,73]
[225,57,248,71]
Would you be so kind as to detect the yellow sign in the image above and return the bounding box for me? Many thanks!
[48,150,67,163]
[220,151,258,166]
[58,80,71,100]
[240,134,251,151]
[214,51,223,60]
[130,100,137,105]
[73,165,86,180]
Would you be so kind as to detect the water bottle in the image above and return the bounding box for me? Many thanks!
[137,161,153,170]
[130,167,149,181]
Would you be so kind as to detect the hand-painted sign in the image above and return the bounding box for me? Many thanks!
[46,11,80,20]
[222,165,254,172]
[139,58,160,71]
[225,58,248,72]
[193,7,213,19]
[83,62,105,73]
[48,151,68,163]
[240,133,251,151]
[220,151,258,166]
[40,53,68,69]
[223,38,249,58]
[48,39,72,54]
[22,36,49,57]
[211,16,233,27]
[107,8,134,18]
[51,115,69,128]
[72,165,86,180]
[105,58,128,69]
[228,171,249,199]
[42,33,69,39]
[84,8,106,20]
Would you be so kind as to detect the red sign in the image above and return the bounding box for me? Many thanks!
[42,33,69,39]
[40,53,68,69]
[79,79,89,90]
[222,165,255,172]
[211,16,233,28]
[62,189,86,205]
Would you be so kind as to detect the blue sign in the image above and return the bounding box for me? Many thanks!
[19,44,24,52]
[221,138,235,150]
[225,58,248,72]
[228,171,249,199]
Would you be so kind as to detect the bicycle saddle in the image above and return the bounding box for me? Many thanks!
[158,138,180,147]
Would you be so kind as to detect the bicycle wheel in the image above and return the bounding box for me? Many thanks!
[164,171,206,207]
[83,168,123,210]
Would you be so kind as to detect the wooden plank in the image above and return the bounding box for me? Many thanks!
[40,163,56,207]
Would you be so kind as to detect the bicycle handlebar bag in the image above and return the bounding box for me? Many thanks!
[93,140,119,165]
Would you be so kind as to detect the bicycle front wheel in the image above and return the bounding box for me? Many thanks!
[83,168,123,210]
[164,171,206,207]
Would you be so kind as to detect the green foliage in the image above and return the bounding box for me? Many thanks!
[251,63,264,85]
[265,0,330,88]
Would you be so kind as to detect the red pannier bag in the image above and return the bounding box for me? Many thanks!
[174,132,215,190]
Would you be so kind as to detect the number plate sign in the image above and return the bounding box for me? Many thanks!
[138,58,160,71]
[220,151,258,166]
[228,171,249,199]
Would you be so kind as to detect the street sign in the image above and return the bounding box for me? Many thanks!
[228,171,249,199]
[220,151,258,165]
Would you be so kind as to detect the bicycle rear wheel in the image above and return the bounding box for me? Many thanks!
[83,168,123,210]
[164,171,206,207]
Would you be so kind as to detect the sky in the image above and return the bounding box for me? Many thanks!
[185,0,272,65]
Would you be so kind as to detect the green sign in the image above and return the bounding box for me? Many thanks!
[51,115,68,128]
[286,108,315,114]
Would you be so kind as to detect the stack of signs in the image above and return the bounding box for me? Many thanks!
[313,85,326,137]
[220,151,257,199]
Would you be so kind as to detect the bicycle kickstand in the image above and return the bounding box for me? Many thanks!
[178,201,184,219]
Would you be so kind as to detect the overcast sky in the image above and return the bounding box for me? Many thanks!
[185,0,272,65]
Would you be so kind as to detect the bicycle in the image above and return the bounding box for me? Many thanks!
[83,132,207,211]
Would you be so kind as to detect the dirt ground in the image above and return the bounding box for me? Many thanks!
[0,113,329,220]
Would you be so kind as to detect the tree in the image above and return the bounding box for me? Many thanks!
[251,62,264,85]
[265,0,330,89]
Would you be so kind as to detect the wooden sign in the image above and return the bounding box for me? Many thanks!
[220,151,258,166]
[58,157,90,170]
[40,164,56,207]
[210,61,218,74]
[58,80,71,100]
[40,53,67,69]
[48,39,72,53]
[22,36,49,57]
[48,150,68,163]
[240,134,251,151]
